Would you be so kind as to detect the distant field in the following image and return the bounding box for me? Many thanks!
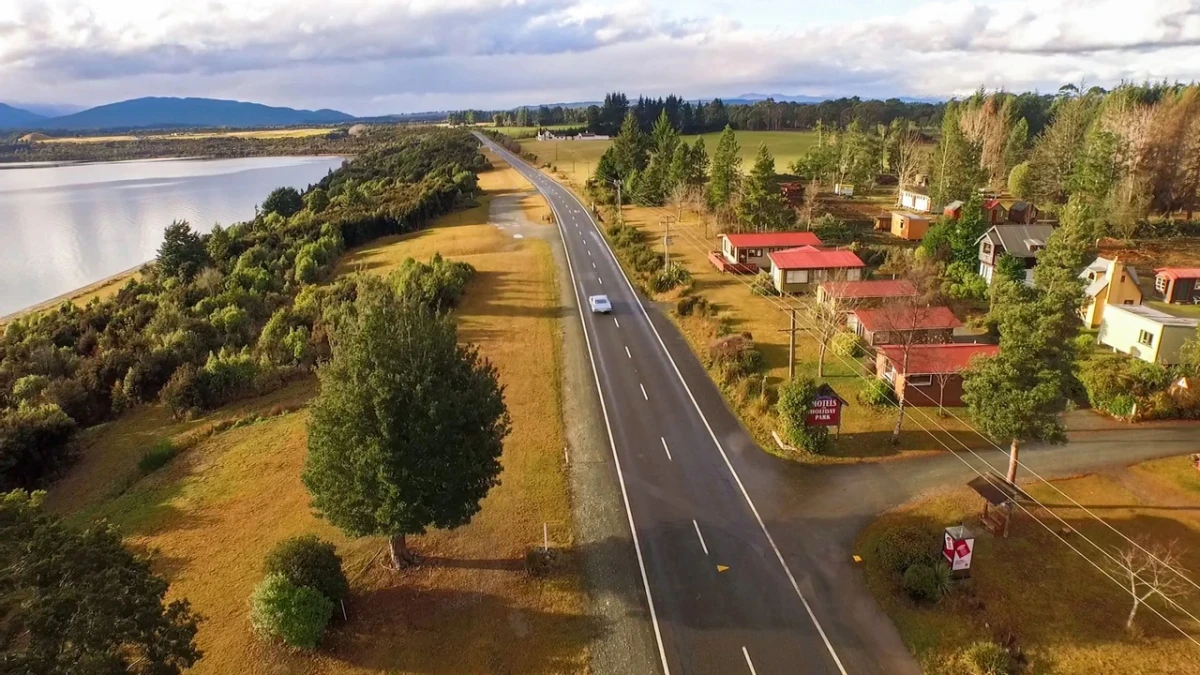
[492,124,578,139]
[35,127,334,143]
[522,129,821,186]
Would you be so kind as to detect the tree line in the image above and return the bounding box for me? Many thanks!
[0,128,371,163]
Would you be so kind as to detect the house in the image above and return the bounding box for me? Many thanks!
[876,343,1000,407]
[943,200,964,220]
[890,211,932,241]
[717,232,824,272]
[1153,268,1200,305]
[834,183,855,197]
[1080,257,1143,328]
[817,279,918,308]
[768,246,865,294]
[982,198,1007,225]
[850,305,962,346]
[1006,200,1039,224]
[900,186,933,213]
[1098,304,1200,365]
[873,212,891,232]
[976,224,1055,285]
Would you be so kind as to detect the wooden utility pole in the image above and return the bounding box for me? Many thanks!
[777,308,798,380]
[661,216,676,268]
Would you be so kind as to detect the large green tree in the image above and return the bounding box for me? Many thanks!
[738,144,793,231]
[929,102,984,209]
[302,279,511,567]
[610,111,648,181]
[706,125,741,211]
[262,186,304,218]
[156,220,209,281]
[0,490,201,673]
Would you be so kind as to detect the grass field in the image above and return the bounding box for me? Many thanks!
[1,268,142,326]
[491,124,579,139]
[35,128,334,143]
[856,462,1200,674]
[523,129,821,188]
[45,153,589,673]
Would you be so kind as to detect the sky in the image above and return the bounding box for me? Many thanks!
[2,0,1200,116]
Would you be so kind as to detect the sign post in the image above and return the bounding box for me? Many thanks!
[942,525,975,578]
[805,384,848,438]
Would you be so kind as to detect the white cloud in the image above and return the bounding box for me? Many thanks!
[0,0,1198,114]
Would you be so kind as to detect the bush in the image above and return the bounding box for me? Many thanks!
[876,523,936,574]
[263,535,349,604]
[650,262,693,294]
[138,439,179,474]
[956,640,1015,675]
[1079,352,1172,418]
[0,404,77,490]
[391,253,476,312]
[249,574,333,650]
[902,562,940,603]
[830,331,864,359]
[776,377,829,453]
[708,334,763,381]
[750,272,777,296]
[857,378,896,408]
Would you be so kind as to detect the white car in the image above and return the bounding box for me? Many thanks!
[588,295,612,314]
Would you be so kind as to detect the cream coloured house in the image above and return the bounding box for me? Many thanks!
[1098,305,1200,365]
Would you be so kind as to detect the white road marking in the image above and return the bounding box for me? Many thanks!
[543,155,851,675]
[614,317,620,327]
[587,250,591,256]
[598,277,603,285]
[592,262,597,269]
[640,383,648,400]
[660,437,672,461]
[742,647,758,675]
[625,345,632,358]
[692,519,709,555]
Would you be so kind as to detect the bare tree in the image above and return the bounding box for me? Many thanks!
[933,370,955,416]
[808,286,861,378]
[894,126,924,204]
[1109,538,1191,630]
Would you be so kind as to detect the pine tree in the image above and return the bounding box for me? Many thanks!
[737,144,793,231]
[689,138,710,185]
[651,109,679,158]
[667,142,691,191]
[706,125,741,211]
[929,102,984,209]
[611,111,648,180]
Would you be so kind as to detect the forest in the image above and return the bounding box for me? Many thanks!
[0,128,370,163]
[0,127,486,492]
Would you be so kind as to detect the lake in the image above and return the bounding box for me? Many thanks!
[0,155,345,317]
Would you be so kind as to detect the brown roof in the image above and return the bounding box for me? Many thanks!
[722,232,823,248]
[819,279,918,300]
[854,306,962,332]
[879,343,999,375]
[1156,267,1200,280]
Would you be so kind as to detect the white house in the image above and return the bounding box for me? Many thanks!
[899,187,933,213]
[1098,304,1200,365]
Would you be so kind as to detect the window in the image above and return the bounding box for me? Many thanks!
[747,248,763,258]
[1194,279,1200,291]
[1123,300,1134,305]
[907,374,933,387]
[785,269,809,284]
[1138,330,1154,347]
[1156,275,1168,293]
[981,242,993,257]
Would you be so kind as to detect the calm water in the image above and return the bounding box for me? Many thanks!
[0,156,344,316]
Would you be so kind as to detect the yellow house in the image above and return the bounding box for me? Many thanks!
[1080,257,1143,329]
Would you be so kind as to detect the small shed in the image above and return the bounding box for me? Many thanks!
[890,211,932,241]
[968,474,1025,537]
[943,200,964,220]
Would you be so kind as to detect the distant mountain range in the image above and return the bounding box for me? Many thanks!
[0,97,355,131]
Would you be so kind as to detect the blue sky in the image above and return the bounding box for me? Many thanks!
[0,0,1196,115]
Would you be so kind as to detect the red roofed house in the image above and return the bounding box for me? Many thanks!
[849,305,962,346]
[817,279,918,308]
[1154,268,1200,305]
[876,343,1000,407]
[982,198,1007,225]
[717,232,824,273]
[768,246,865,294]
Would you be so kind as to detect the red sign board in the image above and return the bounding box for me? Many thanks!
[805,395,842,426]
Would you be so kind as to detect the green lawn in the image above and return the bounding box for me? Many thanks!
[680,130,820,174]
[491,124,578,139]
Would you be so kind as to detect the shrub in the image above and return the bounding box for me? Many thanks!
[0,403,77,490]
[1079,352,1172,417]
[930,558,954,598]
[161,364,206,420]
[650,262,693,294]
[876,523,936,574]
[902,562,940,603]
[750,272,778,296]
[138,439,178,474]
[708,334,763,381]
[263,535,349,604]
[776,377,829,453]
[956,640,1015,675]
[857,378,896,408]
[830,331,864,359]
[249,574,333,650]
[391,253,476,312]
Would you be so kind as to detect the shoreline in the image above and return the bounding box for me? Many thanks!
[0,263,145,325]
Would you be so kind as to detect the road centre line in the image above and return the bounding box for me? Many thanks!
[494,139,671,674]
[625,345,632,359]
[692,519,709,555]
[742,647,758,675]
[640,383,648,400]
[613,317,620,327]
[660,437,672,461]
[598,277,603,285]
[540,150,851,675]
[592,262,597,269]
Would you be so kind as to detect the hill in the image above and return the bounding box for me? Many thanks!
[0,102,45,129]
[42,97,354,131]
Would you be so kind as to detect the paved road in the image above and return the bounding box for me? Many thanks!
[479,134,898,675]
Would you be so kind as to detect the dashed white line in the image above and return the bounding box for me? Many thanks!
[613,317,620,327]
[742,647,758,675]
[592,262,597,269]
[639,383,648,400]
[625,345,632,358]
[660,436,672,461]
[692,519,709,555]
[587,250,591,256]
[598,277,603,285]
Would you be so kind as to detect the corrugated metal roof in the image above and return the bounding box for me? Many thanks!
[878,343,1000,374]
[819,279,918,299]
[768,246,865,270]
[722,232,823,248]
[853,306,962,332]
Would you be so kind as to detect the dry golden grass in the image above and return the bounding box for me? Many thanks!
[857,470,1200,674]
[1,269,142,326]
[46,155,588,673]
